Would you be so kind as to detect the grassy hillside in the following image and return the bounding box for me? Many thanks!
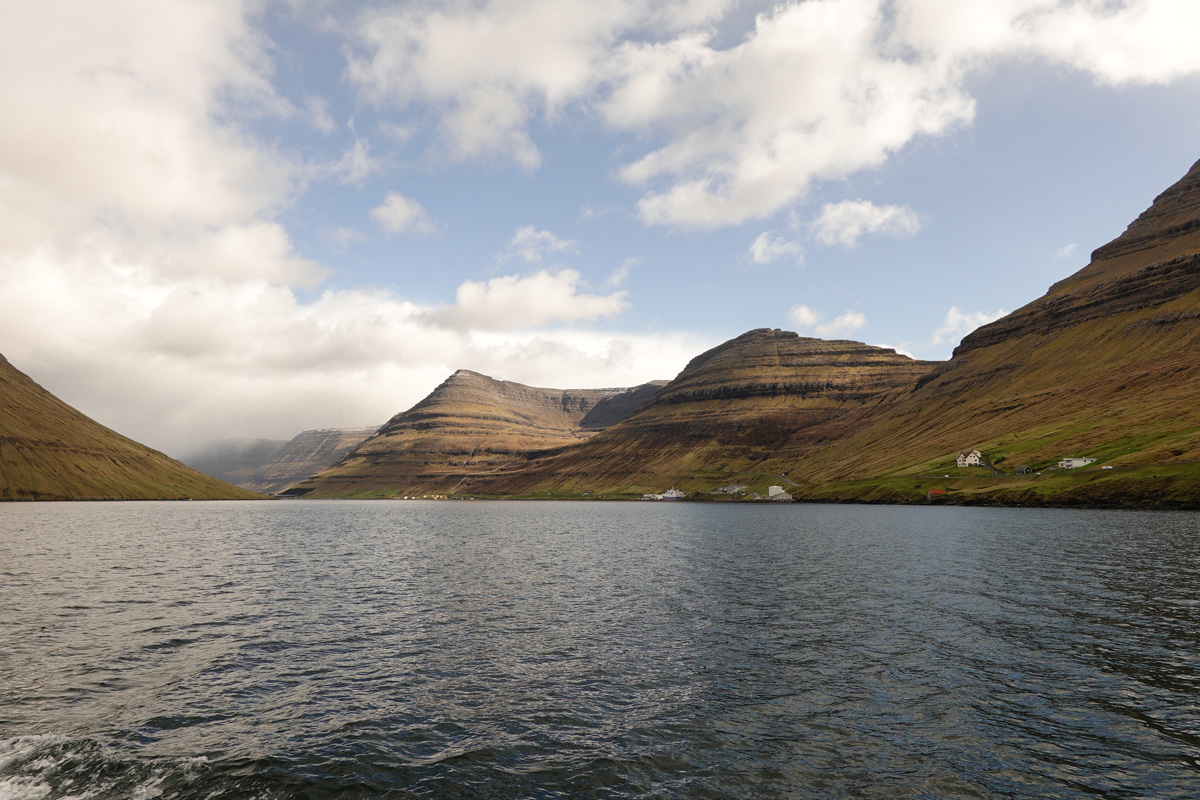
[1,353,264,500]
[769,158,1200,506]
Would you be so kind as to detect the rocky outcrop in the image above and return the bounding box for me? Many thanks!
[285,372,666,497]
[0,352,262,501]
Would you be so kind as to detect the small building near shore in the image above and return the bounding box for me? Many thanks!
[1057,457,1096,469]
[957,449,984,467]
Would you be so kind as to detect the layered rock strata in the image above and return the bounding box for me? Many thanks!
[286,371,666,497]
[788,156,1200,487]
[470,329,938,495]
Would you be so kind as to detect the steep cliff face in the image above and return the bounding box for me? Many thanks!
[181,438,289,487]
[246,427,379,494]
[788,157,1200,487]
[0,352,262,500]
[286,371,666,497]
[471,329,937,495]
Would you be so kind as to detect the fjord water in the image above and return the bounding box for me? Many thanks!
[2,502,1199,799]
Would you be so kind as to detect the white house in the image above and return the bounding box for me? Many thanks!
[957,449,984,467]
[767,485,794,501]
[1057,457,1096,469]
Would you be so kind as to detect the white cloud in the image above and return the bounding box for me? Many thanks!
[1055,242,1079,259]
[0,0,712,456]
[0,248,701,453]
[305,96,337,134]
[332,139,382,185]
[788,304,819,328]
[504,225,579,264]
[370,192,436,236]
[607,257,637,288]
[427,269,628,331]
[930,305,1007,346]
[0,1,291,252]
[812,200,922,248]
[749,231,803,264]
[817,311,868,338]
[787,305,867,338]
[345,0,1200,228]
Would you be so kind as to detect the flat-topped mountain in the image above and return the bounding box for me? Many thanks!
[183,426,379,494]
[0,352,261,500]
[466,330,938,496]
[286,371,666,497]
[784,157,1200,505]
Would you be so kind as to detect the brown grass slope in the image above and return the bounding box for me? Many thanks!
[0,353,262,500]
[781,157,1200,504]
[287,370,666,497]
[470,329,938,496]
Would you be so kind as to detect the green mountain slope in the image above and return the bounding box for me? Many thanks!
[1,353,263,500]
[779,157,1200,506]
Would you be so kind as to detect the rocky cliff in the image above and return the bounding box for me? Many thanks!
[0,352,262,500]
[247,427,379,494]
[285,371,666,497]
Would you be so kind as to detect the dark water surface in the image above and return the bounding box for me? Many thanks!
[2,501,1200,798]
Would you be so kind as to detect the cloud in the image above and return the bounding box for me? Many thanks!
[788,304,819,328]
[1055,242,1079,259]
[346,0,1200,229]
[812,201,922,248]
[426,269,628,331]
[0,248,700,454]
[749,232,803,265]
[503,225,579,264]
[370,191,436,235]
[788,305,866,337]
[305,96,337,134]
[332,139,382,185]
[0,0,712,457]
[930,305,1007,346]
[817,311,868,338]
[607,257,637,288]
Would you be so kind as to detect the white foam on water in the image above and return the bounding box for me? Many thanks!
[0,775,53,800]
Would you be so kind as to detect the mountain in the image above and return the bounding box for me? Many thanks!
[182,426,379,494]
[244,427,380,494]
[311,157,1200,507]
[284,371,667,498]
[181,438,289,487]
[780,157,1200,506]
[0,352,262,500]
[470,329,938,496]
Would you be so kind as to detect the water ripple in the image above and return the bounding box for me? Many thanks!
[2,502,1200,798]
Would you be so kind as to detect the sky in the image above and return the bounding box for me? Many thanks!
[3,0,1200,456]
